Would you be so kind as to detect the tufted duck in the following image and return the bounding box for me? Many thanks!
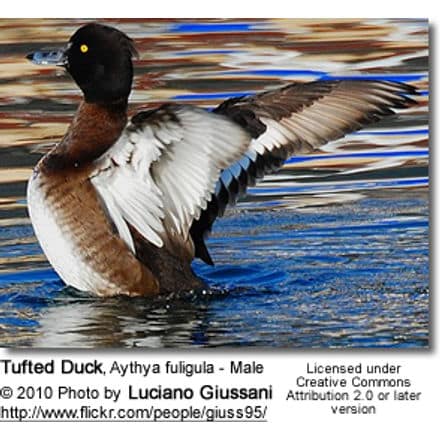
[26,23,417,296]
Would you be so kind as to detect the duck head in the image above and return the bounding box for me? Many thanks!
[27,23,138,104]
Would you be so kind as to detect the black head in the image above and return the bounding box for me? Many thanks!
[27,23,138,104]
[66,23,138,103]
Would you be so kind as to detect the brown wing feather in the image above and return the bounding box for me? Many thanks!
[190,80,418,265]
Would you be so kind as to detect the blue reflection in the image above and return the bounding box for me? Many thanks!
[169,23,260,33]
[285,149,429,164]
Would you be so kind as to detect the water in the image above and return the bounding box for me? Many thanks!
[0,18,429,348]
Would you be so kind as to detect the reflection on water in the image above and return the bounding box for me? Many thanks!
[0,18,429,348]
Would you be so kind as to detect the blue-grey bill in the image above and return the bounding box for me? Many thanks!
[26,49,67,66]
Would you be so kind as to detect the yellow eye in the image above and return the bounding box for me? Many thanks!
[80,44,89,53]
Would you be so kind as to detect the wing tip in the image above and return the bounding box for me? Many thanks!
[194,236,215,266]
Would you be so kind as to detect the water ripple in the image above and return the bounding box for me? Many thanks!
[0,18,429,348]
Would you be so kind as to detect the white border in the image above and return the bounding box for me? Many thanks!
[0,0,436,18]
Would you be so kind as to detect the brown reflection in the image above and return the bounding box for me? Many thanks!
[0,18,428,154]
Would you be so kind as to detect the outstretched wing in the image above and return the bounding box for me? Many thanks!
[90,104,251,258]
[190,80,417,264]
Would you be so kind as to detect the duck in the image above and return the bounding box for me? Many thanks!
[26,22,417,297]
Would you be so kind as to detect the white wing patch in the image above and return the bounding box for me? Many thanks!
[90,105,251,255]
[91,131,166,250]
[151,107,251,238]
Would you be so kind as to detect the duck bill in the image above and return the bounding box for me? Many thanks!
[26,47,68,67]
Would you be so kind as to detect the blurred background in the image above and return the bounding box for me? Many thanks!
[0,19,429,348]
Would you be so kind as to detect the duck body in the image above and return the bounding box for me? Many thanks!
[27,100,213,296]
[26,23,417,297]
[27,101,160,296]
[28,164,162,297]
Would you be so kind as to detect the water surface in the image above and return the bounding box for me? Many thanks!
[0,18,429,348]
